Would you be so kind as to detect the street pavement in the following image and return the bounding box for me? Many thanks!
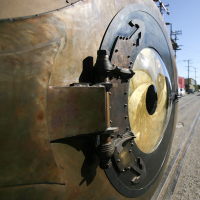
[157,92,200,200]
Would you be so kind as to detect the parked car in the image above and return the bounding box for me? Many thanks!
[178,87,181,97]
[188,89,194,94]
[180,88,186,96]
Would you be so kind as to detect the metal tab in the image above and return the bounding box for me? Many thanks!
[47,86,107,140]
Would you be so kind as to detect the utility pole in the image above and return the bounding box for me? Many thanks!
[184,60,192,91]
[154,0,170,15]
[165,23,182,59]
[172,30,182,59]
[194,67,197,91]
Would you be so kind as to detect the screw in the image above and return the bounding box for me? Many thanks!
[129,149,132,152]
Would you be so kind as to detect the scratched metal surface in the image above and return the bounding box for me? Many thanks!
[0,0,178,199]
[47,86,107,140]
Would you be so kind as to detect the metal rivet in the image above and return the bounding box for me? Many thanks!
[129,149,132,152]
[122,169,125,172]
[117,159,120,162]
[133,43,136,46]
[126,127,129,131]
[66,0,69,2]
[110,120,112,123]
[124,92,128,95]
[128,167,131,170]
[118,133,121,137]
[110,106,111,109]
[115,49,118,53]
[109,92,111,95]
[127,55,130,58]
[111,135,114,138]
[130,61,133,65]
[131,143,134,146]
[124,104,127,107]
[126,37,129,40]
[125,116,128,119]
[129,66,132,69]
[119,36,122,39]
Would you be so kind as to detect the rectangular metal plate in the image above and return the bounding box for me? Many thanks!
[47,86,107,140]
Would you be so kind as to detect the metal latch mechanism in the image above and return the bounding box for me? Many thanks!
[170,92,181,103]
[112,131,146,183]
[47,49,135,173]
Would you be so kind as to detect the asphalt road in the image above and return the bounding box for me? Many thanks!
[173,93,200,199]
[152,92,200,200]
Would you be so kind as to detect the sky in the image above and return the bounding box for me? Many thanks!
[155,0,200,85]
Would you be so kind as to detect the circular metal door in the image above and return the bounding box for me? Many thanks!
[100,3,177,198]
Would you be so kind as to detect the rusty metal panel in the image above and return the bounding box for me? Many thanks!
[0,42,64,187]
[0,0,177,199]
[0,0,80,20]
[47,86,107,140]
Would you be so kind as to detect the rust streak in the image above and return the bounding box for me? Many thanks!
[37,110,44,120]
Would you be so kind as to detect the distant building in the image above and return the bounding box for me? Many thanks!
[178,76,185,89]
[184,78,196,91]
